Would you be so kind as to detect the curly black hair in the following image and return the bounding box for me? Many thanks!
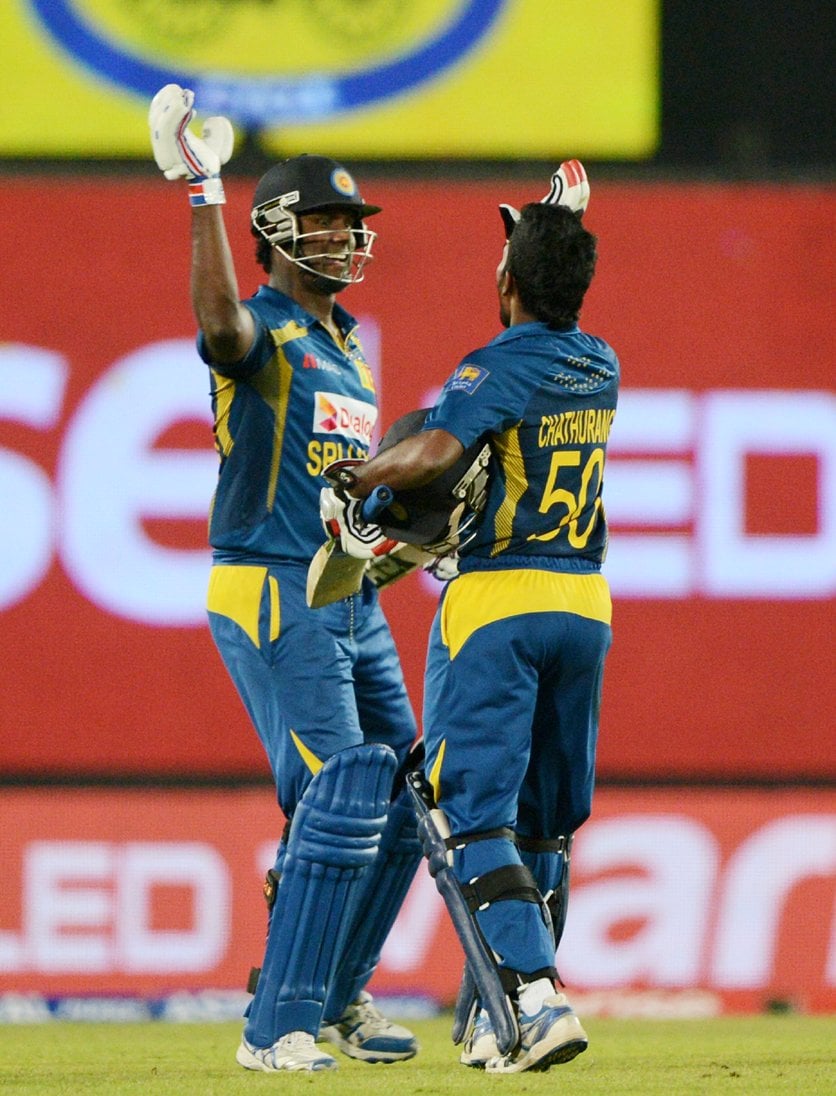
[506,203,598,328]
[252,226,273,274]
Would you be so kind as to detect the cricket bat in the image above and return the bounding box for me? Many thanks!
[306,485,396,608]
[306,538,435,607]
[306,538,369,608]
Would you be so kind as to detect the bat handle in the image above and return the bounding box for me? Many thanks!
[361,484,393,522]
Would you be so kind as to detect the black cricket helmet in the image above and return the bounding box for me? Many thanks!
[374,409,491,554]
[251,154,381,283]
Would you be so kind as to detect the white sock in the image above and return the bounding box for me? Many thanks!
[517,977,555,1016]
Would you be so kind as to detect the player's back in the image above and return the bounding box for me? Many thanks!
[461,323,619,572]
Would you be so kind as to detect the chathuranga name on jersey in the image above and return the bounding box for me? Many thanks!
[538,408,616,448]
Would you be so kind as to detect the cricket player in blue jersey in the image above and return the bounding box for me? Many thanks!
[322,164,618,1074]
[149,85,420,1073]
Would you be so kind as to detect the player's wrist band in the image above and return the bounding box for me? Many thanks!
[188,177,226,207]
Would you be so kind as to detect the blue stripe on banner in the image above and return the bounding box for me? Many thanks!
[0,991,440,1023]
[27,0,508,125]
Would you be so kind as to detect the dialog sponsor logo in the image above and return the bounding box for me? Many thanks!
[314,391,377,445]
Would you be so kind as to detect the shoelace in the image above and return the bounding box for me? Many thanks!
[282,1031,317,1050]
[351,1001,392,1031]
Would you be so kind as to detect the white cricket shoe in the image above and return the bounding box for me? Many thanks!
[485,992,587,1073]
[320,991,418,1062]
[459,1007,499,1068]
[236,1031,338,1072]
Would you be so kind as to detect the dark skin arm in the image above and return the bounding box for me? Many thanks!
[190,205,255,364]
[348,428,465,498]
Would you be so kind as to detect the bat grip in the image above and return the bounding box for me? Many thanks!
[361,485,393,522]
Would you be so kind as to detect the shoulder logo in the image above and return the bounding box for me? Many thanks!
[447,362,489,393]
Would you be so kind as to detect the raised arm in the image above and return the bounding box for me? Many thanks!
[149,83,254,363]
[190,205,255,363]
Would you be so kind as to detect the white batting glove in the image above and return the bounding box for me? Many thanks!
[320,487,402,560]
[542,159,590,215]
[500,159,590,238]
[423,552,459,582]
[148,84,234,206]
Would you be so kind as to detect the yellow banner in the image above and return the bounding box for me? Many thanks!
[1,0,658,159]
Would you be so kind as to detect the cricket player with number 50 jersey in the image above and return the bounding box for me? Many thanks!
[322,163,619,1074]
[149,84,421,1074]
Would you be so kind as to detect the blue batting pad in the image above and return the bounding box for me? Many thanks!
[245,743,397,1046]
[323,783,422,1021]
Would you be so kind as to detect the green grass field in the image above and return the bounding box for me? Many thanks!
[1,1014,834,1095]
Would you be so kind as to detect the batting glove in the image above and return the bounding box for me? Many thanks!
[148,84,234,206]
[320,487,402,560]
[423,551,459,582]
[543,158,590,215]
[321,457,365,492]
[499,159,590,238]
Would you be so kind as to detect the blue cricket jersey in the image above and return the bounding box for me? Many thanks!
[423,321,619,573]
[198,285,378,562]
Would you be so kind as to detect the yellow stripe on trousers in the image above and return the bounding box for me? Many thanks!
[441,569,612,661]
[206,564,280,649]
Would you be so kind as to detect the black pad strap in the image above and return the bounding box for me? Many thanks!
[246,966,261,995]
[460,864,541,913]
[499,965,558,994]
[444,826,517,851]
[391,736,426,800]
[517,833,573,858]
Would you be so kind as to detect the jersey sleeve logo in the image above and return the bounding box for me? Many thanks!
[447,362,489,394]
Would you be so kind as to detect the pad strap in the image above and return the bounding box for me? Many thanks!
[517,833,573,858]
[461,864,541,913]
[445,826,517,850]
[499,965,558,994]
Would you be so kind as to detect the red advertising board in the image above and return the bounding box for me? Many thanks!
[0,177,833,779]
[1,786,833,1013]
